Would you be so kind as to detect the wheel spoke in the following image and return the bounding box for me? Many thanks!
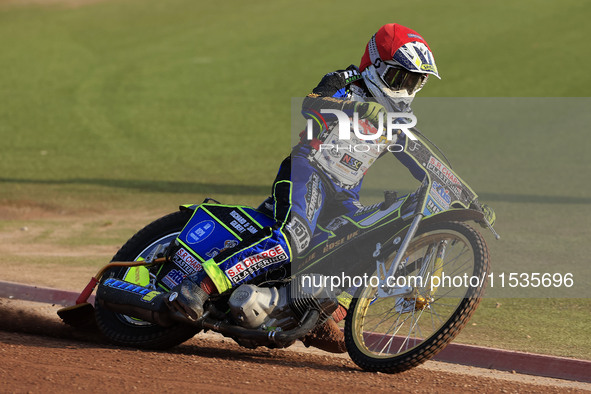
[349,223,489,368]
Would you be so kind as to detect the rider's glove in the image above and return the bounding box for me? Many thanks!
[167,279,209,321]
[356,101,387,128]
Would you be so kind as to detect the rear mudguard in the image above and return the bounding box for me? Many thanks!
[420,208,485,227]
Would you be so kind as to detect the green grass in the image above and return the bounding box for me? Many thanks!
[456,298,591,360]
[0,0,590,358]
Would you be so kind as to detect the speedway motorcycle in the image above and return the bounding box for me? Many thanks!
[59,128,499,374]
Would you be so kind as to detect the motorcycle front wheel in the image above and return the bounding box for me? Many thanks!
[94,210,200,349]
[344,220,490,373]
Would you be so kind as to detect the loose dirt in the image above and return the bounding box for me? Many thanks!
[1,299,589,393]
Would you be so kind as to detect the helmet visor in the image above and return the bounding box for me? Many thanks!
[380,65,428,95]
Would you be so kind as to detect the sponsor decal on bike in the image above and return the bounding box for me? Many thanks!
[300,251,317,266]
[103,278,161,302]
[286,215,311,253]
[322,230,359,253]
[229,210,258,235]
[172,247,203,274]
[186,220,215,244]
[325,216,349,232]
[430,181,451,209]
[407,140,421,152]
[225,245,288,284]
[305,173,322,222]
[352,200,382,217]
[161,269,186,289]
[142,291,160,302]
[426,197,442,214]
[426,156,461,197]
[205,239,240,258]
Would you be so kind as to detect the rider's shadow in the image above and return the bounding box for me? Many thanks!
[171,337,359,372]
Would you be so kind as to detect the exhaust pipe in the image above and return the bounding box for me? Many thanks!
[96,278,176,327]
[97,278,321,348]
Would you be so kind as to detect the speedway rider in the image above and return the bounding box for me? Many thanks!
[169,23,440,352]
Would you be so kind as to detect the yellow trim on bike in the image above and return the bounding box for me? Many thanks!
[202,259,233,293]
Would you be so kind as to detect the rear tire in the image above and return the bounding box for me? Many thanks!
[344,221,490,373]
[95,210,200,349]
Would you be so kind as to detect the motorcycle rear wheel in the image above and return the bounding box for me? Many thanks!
[95,210,200,349]
[344,221,490,373]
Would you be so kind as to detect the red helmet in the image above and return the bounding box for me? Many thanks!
[360,24,439,100]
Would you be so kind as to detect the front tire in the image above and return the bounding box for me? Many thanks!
[95,210,200,349]
[344,221,490,373]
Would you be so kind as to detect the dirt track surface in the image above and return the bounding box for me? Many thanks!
[0,203,590,392]
[0,300,589,393]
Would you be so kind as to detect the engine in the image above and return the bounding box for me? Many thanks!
[227,274,339,331]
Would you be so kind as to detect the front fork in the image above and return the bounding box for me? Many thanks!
[375,213,423,298]
[374,213,451,303]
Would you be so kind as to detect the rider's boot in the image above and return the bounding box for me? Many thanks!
[301,305,348,353]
